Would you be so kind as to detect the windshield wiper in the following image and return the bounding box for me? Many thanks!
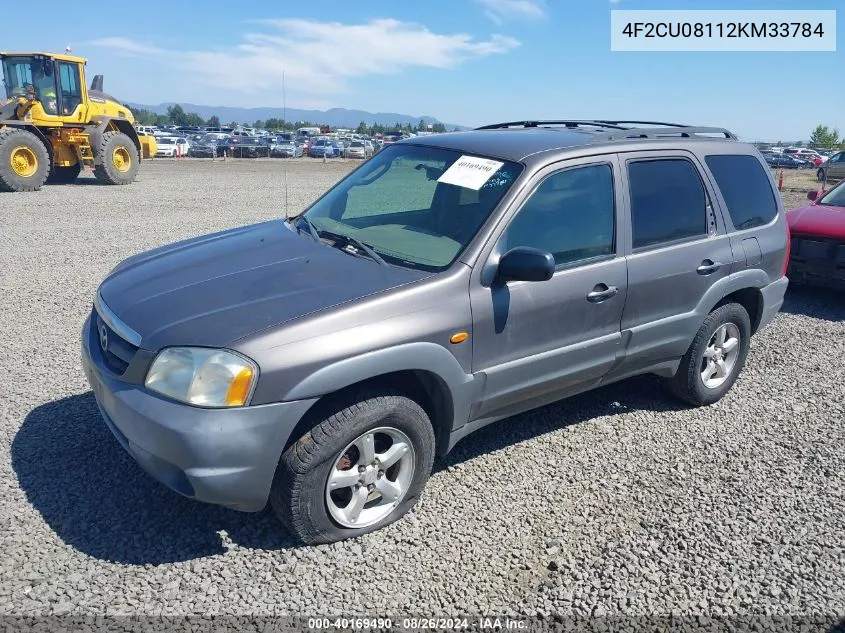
[288,217,387,266]
[289,214,321,243]
[319,229,387,266]
[340,235,387,266]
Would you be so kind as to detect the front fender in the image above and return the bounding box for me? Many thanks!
[281,342,478,432]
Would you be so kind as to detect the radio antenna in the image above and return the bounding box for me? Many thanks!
[282,69,289,219]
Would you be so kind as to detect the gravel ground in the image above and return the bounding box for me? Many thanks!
[0,159,843,625]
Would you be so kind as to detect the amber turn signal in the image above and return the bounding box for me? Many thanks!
[449,332,469,344]
[225,366,255,406]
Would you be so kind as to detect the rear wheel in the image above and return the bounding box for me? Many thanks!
[0,128,50,192]
[47,162,81,184]
[270,390,435,544]
[817,168,826,182]
[93,131,139,185]
[669,303,751,406]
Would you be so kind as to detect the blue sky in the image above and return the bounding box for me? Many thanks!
[5,0,842,140]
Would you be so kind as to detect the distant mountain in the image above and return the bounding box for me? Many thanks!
[127,102,469,130]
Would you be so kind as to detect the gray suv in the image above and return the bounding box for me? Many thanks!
[81,120,789,544]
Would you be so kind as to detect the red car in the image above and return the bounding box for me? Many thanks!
[786,180,845,289]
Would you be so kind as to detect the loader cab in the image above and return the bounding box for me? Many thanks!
[1,52,88,121]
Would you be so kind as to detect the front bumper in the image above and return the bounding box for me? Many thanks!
[80,315,316,512]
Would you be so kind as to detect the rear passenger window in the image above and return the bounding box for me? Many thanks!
[628,159,707,249]
[705,155,778,230]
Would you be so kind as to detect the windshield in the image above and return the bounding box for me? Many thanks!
[302,144,522,271]
[818,180,845,207]
[1,55,57,101]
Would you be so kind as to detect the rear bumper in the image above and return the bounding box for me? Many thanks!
[757,276,790,332]
[80,315,316,512]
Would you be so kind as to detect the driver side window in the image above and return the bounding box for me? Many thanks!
[502,163,615,267]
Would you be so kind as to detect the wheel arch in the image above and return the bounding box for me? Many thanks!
[278,343,477,457]
[714,287,764,334]
[703,269,771,335]
[0,123,53,162]
[86,117,141,164]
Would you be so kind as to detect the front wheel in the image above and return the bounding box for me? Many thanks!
[270,391,435,544]
[817,169,826,182]
[669,303,751,406]
[93,131,140,185]
[0,127,50,192]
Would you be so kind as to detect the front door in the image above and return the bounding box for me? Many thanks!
[469,156,627,421]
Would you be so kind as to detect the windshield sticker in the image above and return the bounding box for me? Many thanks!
[437,155,505,190]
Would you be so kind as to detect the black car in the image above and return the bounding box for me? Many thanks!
[189,134,228,158]
[762,152,813,169]
[228,137,271,158]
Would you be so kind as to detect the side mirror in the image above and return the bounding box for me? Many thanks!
[807,190,818,202]
[497,247,555,283]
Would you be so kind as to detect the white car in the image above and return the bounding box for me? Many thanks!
[155,136,190,158]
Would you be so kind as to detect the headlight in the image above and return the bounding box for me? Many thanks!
[145,347,258,408]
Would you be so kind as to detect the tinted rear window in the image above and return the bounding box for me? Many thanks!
[706,155,778,230]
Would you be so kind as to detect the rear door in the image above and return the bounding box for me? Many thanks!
[610,151,736,377]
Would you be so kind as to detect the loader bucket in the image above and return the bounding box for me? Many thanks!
[139,135,157,159]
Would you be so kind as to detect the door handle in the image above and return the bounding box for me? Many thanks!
[696,260,722,275]
[586,284,618,303]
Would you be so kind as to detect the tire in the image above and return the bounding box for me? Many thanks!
[817,169,826,182]
[669,303,751,406]
[93,131,139,185]
[47,162,81,184]
[270,390,436,544]
[0,127,50,192]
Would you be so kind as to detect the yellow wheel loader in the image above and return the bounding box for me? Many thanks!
[0,52,156,192]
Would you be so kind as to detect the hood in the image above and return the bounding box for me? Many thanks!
[787,203,845,240]
[98,220,431,351]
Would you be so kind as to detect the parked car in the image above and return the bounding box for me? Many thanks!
[82,120,788,545]
[762,152,813,169]
[271,140,303,158]
[783,148,825,167]
[154,136,183,158]
[817,151,845,182]
[298,137,313,155]
[786,179,845,289]
[343,140,372,159]
[230,136,271,158]
[308,139,340,158]
[189,133,229,158]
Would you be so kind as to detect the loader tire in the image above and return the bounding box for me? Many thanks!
[93,131,139,185]
[0,128,50,192]
[47,162,81,184]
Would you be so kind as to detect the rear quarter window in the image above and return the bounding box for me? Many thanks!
[705,154,779,230]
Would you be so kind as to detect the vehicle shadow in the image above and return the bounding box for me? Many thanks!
[439,374,685,469]
[44,177,105,187]
[11,392,299,565]
[782,284,845,321]
[14,375,683,565]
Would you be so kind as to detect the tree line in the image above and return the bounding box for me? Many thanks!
[128,104,456,135]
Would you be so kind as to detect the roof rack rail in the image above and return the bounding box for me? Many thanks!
[590,126,738,142]
[475,120,629,131]
[474,119,737,141]
[593,120,690,128]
